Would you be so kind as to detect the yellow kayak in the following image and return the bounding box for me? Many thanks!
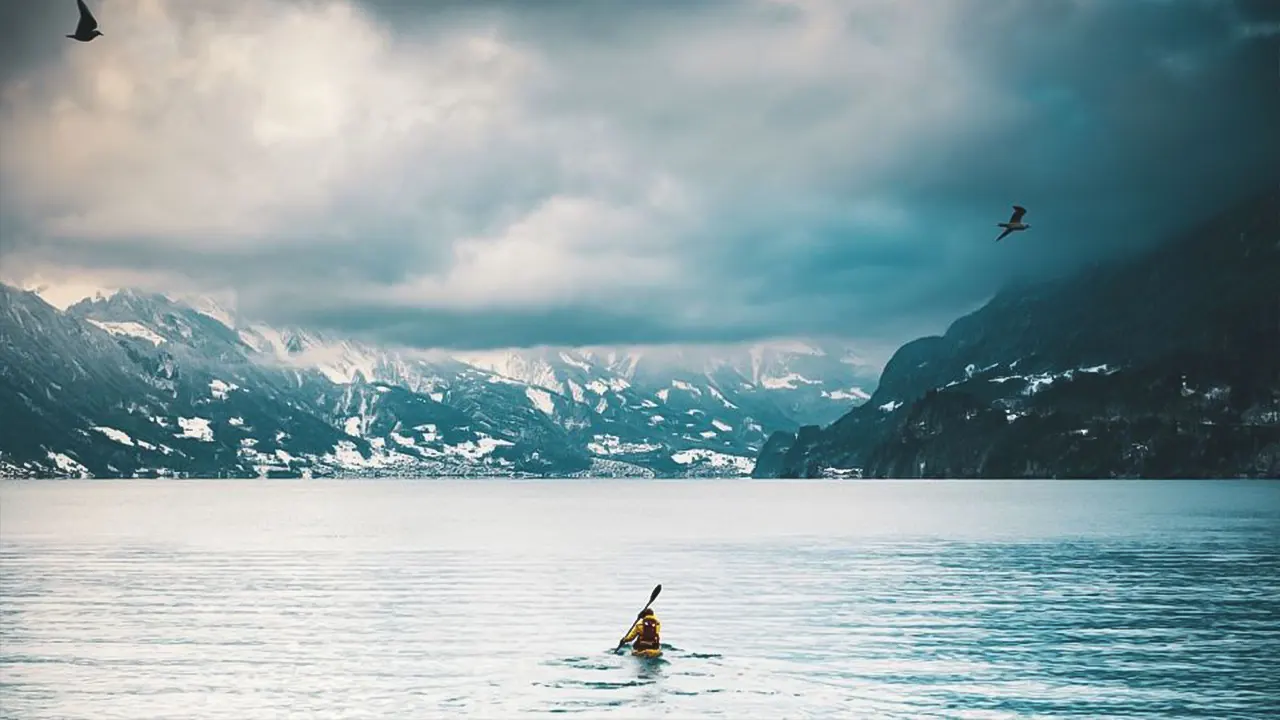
[631,647,662,659]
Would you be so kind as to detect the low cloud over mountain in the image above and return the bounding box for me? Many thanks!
[2,0,1276,351]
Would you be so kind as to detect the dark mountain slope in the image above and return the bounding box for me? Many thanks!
[755,189,1280,479]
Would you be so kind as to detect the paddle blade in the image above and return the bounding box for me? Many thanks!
[649,584,662,604]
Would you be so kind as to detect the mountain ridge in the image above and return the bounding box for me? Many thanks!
[752,188,1280,479]
[1,285,878,478]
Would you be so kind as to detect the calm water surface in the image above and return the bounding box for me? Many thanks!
[2,479,1278,719]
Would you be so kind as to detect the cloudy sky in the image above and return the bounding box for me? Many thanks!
[1,0,1277,353]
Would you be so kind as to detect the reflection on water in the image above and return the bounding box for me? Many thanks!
[1,479,1278,718]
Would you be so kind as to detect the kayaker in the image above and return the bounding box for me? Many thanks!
[620,607,661,655]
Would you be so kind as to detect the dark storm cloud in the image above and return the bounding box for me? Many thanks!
[0,1,72,86]
[696,0,1280,340]
[1,0,1276,351]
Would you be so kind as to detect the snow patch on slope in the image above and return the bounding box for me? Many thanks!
[177,417,214,442]
[671,379,702,395]
[526,387,556,416]
[344,417,363,437]
[1006,364,1119,396]
[47,451,90,476]
[209,379,239,400]
[559,352,592,372]
[823,387,871,401]
[760,372,821,390]
[86,319,165,346]
[92,426,135,446]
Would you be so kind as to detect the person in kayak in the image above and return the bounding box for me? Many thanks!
[620,608,661,654]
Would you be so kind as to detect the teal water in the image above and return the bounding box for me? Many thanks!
[1,479,1278,718]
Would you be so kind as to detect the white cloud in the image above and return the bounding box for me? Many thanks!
[2,0,536,246]
[379,191,687,309]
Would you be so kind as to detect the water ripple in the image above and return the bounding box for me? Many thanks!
[2,479,1279,718]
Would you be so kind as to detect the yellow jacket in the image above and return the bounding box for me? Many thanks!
[622,615,661,646]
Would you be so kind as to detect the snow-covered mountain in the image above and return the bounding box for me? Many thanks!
[0,284,878,478]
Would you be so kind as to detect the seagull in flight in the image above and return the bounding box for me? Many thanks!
[66,0,103,42]
[995,205,1030,242]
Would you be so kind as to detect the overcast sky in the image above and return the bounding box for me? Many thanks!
[1,0,1277,352]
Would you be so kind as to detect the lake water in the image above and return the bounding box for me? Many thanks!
[1,479,1278,719]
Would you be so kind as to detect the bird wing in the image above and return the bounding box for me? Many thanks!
[1009,205,1027,223]
[995,227,1014,242]
[76,0,99,33]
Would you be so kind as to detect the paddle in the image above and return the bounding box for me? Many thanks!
[616,584,662,651]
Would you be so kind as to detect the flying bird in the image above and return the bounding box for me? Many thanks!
[995,205,1030,242]
[66,0,103,42]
